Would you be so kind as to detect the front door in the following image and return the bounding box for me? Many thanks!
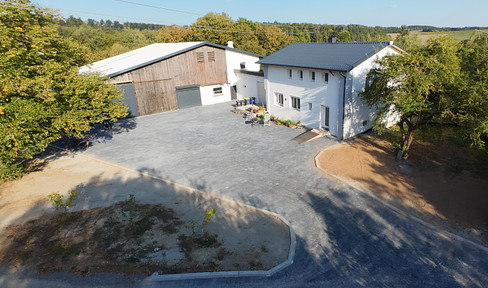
[230,85,237,100]
[321,105,329,130]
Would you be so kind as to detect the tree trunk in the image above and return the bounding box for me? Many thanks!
[398,116,415,159]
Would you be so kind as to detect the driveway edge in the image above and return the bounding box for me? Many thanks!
[314,144,488,254]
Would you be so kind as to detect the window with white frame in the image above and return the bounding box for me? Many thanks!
[324,72,329,82]
[291,96,300,110]
[299,70,303,80]
[275,93,284,106]
[287,69,292,78]
[310,71,315,81]
[213,87,223,96]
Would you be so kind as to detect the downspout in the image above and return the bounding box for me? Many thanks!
[339,72,347,141]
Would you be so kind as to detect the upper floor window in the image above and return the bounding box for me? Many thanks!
[287,69,292,78]
[324,72,329,82]
[299,70,303,80]
[275,92,284,106]
[310,71,316,81]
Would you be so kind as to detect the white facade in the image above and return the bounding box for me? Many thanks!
[264,46,401,139]
[235,71,265,104]
[225,50,261,84]
[200,84,231,106]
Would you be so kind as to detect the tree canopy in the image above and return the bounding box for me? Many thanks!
[361,35,488,158]
[0,0,127,180]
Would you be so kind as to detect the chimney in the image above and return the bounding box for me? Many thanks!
[227,41,234,48]
[328,36,337,43]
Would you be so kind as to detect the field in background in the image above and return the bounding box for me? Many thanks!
[389,29,488,43]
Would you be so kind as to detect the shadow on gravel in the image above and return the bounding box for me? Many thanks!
[303,189,488,287]
[0,164,292,288]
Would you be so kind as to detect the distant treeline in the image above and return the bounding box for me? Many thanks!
[57,14,486,61]
[384,25,488,33]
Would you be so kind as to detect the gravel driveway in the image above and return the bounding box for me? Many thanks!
[2,102,487,287]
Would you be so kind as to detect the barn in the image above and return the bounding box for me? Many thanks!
[80,42,263,117]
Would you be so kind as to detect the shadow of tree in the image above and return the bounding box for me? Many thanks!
[300,189,488,287]
[0,159,291,287]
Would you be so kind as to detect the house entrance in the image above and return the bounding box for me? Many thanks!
[321,105,330,130]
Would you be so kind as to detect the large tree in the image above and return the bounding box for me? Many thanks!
[361,37,461,158]
[0,0,127,180]
[454,31,488,148]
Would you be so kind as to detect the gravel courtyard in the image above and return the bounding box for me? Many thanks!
[2,101,487,288]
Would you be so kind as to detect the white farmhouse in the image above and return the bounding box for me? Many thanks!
[258,40,405,139]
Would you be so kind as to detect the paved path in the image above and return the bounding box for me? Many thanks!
[3,102,487,287]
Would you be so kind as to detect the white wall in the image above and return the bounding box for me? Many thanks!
[343,46,401,138]
[235,72,265,104]
[265,65,343,137]
[200,84,231,106]
[225,50,261,84]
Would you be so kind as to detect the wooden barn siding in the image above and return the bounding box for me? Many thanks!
[109,45,228,116]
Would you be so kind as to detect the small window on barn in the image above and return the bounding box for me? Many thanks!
[324,72,329,82]
[299,70,304,80]
[287,69,292,79]
[213,87,223,96]
[310,71,316,81]
[207,51,215,62]
[196,52,204,62]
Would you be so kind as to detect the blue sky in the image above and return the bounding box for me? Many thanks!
[32,0,488,27]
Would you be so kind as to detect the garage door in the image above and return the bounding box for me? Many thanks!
[117,83,139,117]
[176,85,202,109]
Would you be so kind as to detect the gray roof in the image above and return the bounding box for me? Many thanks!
[80,42,263,78]
[258,41,399,72]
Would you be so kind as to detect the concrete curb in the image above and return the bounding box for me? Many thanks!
[314,144,488,254]
[47,144,297,282]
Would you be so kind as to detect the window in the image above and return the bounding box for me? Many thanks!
[291,96,300,110]
[299,70,303,80]
[275,93,284,106]
[207,51,215,62]
[324,72,329,82]
[287,69,292,78]
[240,62,246,69]
[362,120,368,127]
[196,52,204,62]
[308,103,313,110]
[213,87,223,96]
[310,71,315,81]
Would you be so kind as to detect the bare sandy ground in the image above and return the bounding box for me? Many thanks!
[0,151,290,274]
[316,135,488,245]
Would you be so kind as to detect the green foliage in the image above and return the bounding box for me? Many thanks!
[455,31,488,148]
[0,0,128,180]
[361,36,461,158]
[48,189,78,211]
[184,208,217,239]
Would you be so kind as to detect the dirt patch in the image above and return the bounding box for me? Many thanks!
[0,153,290,276]
[316,134,488,245]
